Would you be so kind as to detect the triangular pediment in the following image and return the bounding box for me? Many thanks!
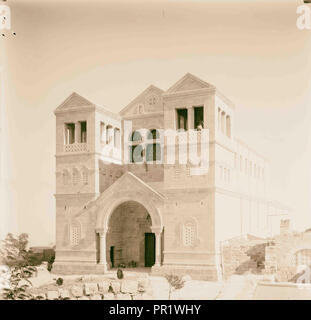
[103,171,165,200]
[166,73,214,93]
[119,85,164,117]
[54,92,95,113]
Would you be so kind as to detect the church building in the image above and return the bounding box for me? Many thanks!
[52,73,289,280]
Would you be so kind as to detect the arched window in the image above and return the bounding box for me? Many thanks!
[146,129,161,162]
[147,129,160,140]
[182,221,196,247]
[72,168,80,185]
[70,221,81,246]
[130,131,142,142]
[62,169,71,185]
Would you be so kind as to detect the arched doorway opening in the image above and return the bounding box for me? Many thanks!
[106,201,156,269]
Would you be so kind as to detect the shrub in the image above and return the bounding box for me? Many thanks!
[43,249,55,262]
[27,252,43,266]
[165,274,185,300]
[47,253,55,272]
[117,268,124,279]
[56,277,63,286]
[0,233,37,300]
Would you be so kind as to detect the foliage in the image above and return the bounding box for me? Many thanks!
[0,233,37,300]
[56,277,63,286]
[43,249,55,262]
[27,252,43,266]
[164,274,185,300]
[117,268,124,279]
[47,253,55,272]
[117,263,126,268]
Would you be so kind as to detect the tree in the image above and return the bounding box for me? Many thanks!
[165,274,185,300]
[0,233,37,300]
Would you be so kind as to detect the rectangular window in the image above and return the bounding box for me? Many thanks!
[100,122,105,143]
[114,128,120,149]
[80,121,87,143]
[194,106,204,129]
[65,123,75,144]
[106,125,113,144]
[177,109,188,131]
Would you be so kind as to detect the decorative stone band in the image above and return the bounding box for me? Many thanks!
[64,143,89,153]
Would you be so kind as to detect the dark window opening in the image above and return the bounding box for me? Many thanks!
[80,121,87,143]
[130,131,142,142]
[65,123,75,144]
[146,143,161,162]
[130,145,144,163]
[147,129,160,140]
[194,106,204,130]
[114,128,120,149]
[177,109,188,131]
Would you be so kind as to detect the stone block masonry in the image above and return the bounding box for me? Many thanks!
[32,278,153,300]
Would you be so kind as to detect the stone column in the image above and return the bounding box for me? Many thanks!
[97,228,108,272]
[75,122,81,143]
[152,227,162,267]
[187,106,194,130]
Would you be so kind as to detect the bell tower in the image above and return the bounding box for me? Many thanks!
[54,92,102,270]
[53,92,122,272]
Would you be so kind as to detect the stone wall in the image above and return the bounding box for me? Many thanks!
[221,235,268,279]
[265,231,311,282]
[30,278,153,300]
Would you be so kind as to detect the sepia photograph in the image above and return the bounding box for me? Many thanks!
[0,0,311,309]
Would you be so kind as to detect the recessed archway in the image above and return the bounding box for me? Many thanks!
[106,201,155,268]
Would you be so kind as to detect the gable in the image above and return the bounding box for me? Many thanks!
[106,172,164,199]
[55,92,94,113]
[166,73,214,94]
[119,85,164,117]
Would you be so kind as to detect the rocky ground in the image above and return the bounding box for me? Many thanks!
[21,264,262,300]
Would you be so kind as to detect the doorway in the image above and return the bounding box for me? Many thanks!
[145,233,155,267]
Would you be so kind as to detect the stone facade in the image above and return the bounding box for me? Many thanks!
[264,222,311,282]
[52,73,289,280]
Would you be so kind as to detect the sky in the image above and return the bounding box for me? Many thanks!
[0,0,311,245]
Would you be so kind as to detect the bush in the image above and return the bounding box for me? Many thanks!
[27,252,43,266]
[117,268,124,279]
[47,253,55,272]
[56,277,63,286]
[165,274,185,300]
[43,249,55,262]
[0,233,37,300]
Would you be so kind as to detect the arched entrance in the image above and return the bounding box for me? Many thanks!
[106,201,155,268]
[95,187,163,272]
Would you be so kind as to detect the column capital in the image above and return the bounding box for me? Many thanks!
[151,226,162,235]
[96,227,109,235]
